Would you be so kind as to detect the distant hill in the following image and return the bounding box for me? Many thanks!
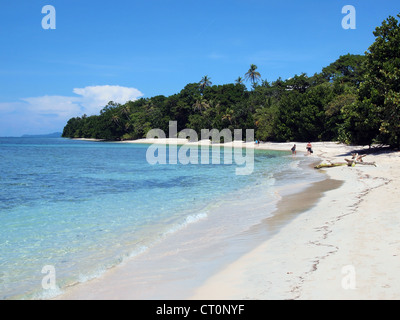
[21,132,62,138]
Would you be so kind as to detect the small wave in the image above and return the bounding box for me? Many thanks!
[289,160,301,169]
[77,267,107,284]
[74,244,149,284]
[31,286,64,300]
[127,245,149,259]
[163,212,208,237]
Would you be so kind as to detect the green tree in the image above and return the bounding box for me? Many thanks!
[325,92,357,141]
[254,97,279,141]
[244,64,261,87]
[111,114,121,127]
[347,14,400,147]
[199,76,212,92]
[322,54,366,86]
[235,76,244,84]
[285,73,311,94]
[222,108,235,125]
[192,96,211,114]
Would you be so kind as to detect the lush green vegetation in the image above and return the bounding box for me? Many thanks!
[63,14,400,148]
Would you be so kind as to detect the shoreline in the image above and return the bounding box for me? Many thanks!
[191,143,400,300]
[53,141,330,300]
[53,139,400,300]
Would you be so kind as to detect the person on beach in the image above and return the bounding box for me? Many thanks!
[306,142,313,155]
[291,144,296,157]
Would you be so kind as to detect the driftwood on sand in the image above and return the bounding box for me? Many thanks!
[315,153,377,169]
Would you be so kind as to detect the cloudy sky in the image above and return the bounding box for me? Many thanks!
[0,0,399,136]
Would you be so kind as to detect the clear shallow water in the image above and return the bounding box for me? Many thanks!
[0,138,313,299]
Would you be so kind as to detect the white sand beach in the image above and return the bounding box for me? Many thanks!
[57,139,400,300]
[191,142,400,300]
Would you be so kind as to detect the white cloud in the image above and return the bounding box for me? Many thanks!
[0,85,144,136]
[73,85,144,115]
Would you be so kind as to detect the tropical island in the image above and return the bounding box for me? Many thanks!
[63,14,400,149]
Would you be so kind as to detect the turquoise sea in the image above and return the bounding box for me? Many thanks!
[0,137,321,299]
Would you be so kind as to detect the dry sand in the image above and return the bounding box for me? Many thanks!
[191,142,400,300]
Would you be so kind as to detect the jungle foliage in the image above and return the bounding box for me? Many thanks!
[63,14,400,148]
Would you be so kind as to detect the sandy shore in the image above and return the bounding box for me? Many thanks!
[56,139,400,300]
[70,138,105,142]
[191,142,400,300]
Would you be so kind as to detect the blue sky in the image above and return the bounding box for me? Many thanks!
[0,0,399,136]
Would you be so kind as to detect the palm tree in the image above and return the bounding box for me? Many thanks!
[120,105,131,120]
[235,76,244,85]
[222,108,235,124]
[111,115,121,127]
[124,122,132,133]
[199,75,212,91]
[244,64,261,86]
[193,96,211,114]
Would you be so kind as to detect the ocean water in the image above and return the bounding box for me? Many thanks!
[0,138,320,299]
